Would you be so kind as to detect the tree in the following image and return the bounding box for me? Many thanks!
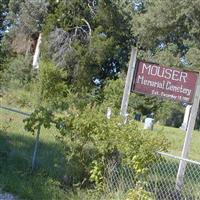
[0,0,9,40]
[134,0,200,71]
[1,0,49,86]
[5,0,48,54]
[8,0,48,34]
[42,0,135,88]
[0,0,10,89]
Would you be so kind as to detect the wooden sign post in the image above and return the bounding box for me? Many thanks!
[180,105,192,131]
[176,75,200,191]
[120,48,137,123]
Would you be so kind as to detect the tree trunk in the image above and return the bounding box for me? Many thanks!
[32,33,42,69]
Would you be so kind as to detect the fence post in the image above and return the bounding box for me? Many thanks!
[176,75,200,191]
[120,48,137,123]
[32,126,41,171]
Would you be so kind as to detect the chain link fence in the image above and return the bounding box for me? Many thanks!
[104,152,200,200]
[0,105,32,166]
[0,105,61,172]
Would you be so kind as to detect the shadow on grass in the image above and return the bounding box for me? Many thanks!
[0,130,72,200]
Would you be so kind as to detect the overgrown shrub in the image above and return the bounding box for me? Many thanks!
[24,103,168,190]
[53,105,168,187]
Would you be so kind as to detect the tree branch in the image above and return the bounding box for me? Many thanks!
[81,18,91,37]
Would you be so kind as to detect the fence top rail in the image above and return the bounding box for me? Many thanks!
[0,105,31,117]
[157,151,200,166]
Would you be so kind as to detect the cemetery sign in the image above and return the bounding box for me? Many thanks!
[121,48,200,190]
[132,60,198,103]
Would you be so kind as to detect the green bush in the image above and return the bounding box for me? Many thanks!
[53,105,168,187]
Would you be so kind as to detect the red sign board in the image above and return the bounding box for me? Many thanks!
[132,60,199,103]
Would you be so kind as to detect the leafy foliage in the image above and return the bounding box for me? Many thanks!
[24,106,54,133]
[134,0,200,71]
[102,77,124,113]
[24,103,168,188]
[53,105,168,186]
[156,101,184,127]
[2,54,33,86]
[8,0,48,34]
[125,186,155,200]
[37,61,68,109]
[0,0,10,87]
[0,0,9,40]
[42,0,135,87]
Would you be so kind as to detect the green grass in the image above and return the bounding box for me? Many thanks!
[136,121,200,161]
[0,109,69,200]
[153,124,200,161]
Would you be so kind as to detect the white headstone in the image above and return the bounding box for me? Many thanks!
[144,117,154,130]
[106,107,112,119]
